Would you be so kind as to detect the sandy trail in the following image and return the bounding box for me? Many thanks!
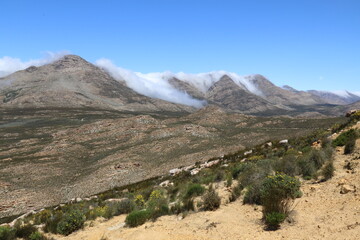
[55,124,360,240]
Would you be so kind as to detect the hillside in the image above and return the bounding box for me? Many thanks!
[0,107,345,219]
[57,122,360,240]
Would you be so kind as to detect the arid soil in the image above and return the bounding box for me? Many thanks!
[54,123,360,240]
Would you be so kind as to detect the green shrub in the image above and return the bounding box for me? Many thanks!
[29,231,47,240]
[243,184,262,205]
[260,173,301,216]
[56,209,85,236]
[273,155,299,177]
[43,211,63,233]
[147,190,169,220]
[265,212,286,230]
[184,184,205,199]
[202,186,221,211]
[125,210,151,227]
[226,174,233,187]
[344,137,356,155]
[308,150,326,170]
[0,226,16,240]
[322,161,335,180]
[86,206,109,220]
[114,199,135,215]
[14,222,37,240]
[229,184,243,202]
[182,198,195,211]
[169,202,183,215]
[34,209,52,225]
[332,129,357,147]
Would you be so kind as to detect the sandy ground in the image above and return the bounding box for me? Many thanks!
[54,124,360,240]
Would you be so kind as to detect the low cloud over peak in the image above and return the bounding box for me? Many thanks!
[95,58,207,108]
[0,51,70,78]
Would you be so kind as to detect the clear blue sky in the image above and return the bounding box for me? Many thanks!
[1,0,359,91]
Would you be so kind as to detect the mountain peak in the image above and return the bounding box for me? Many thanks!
[51,54,93,70]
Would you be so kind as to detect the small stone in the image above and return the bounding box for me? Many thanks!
[340,185,356,194]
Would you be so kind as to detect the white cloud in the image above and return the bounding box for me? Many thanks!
[95,58,207,108]
[0,51,70,78]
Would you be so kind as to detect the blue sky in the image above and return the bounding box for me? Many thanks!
[1,0,359,91]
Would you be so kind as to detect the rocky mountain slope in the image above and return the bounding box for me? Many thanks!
[0,55,194,112]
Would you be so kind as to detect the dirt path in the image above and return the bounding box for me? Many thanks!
[55,124,360,240]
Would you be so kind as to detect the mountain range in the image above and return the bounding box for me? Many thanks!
[1,54,359,116]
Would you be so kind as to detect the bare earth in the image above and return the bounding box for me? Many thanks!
[52,123,360,240]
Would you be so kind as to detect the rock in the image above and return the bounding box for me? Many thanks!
[279,139,289,144]
[338,178,348,186]
[221,164,229,168]
[105,198,128,203]
[345,109,358,117]
[265,142,272,148]
[169,168,182,176]
[244,150,253,156]
[76,197,82,202]
[159,180,173,187]
[340,184,356,194]
[190,168,201,175]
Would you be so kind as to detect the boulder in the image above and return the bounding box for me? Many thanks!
[340,184,356,194]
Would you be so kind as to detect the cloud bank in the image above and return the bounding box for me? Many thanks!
[0,51,69,78]
[95,58,207,108]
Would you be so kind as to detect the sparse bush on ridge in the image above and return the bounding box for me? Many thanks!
[0,225,16,240]
[202,186,221,211]
[125,210,151,227]
[184,183,205,199]
[56,209,85,235]
[322,161,335,180]
[260,173,301,216]
[344,137,356,154]
[229,183,243,202]
[332,129,357,147]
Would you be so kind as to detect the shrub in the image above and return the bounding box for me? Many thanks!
[113,198,135,215]
[86,206,109,220]
[229,184,243,202]
[243,184,262,205]
[308,150,326,170]
[134,194,145,209]
[169,202,183,215]
[226,174,233,187]
[43,211,63,233]
[14,222,37,240]
[184,184,205,199]
[0,225,16,240]
[322,161,335,180]
[182,198,195,212]
[34,209,52,225]
[29,231,47,240]
[147,190,169,220]
[202,186,221,211]
[265,212,286,230]
[332,129,357,147]
[125,210,151,227]
[56,209,85,235]
[344,137,356,155]
[273,155,299,177]
[260,173,301,216]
